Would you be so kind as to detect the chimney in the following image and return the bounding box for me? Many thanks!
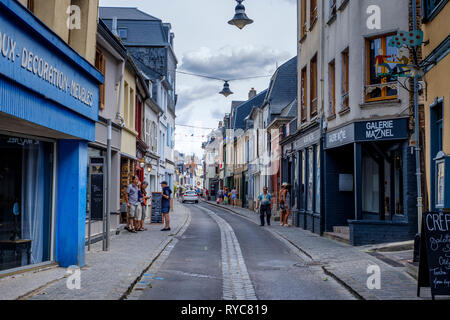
[112,17,118,36]
[248,88,257,100]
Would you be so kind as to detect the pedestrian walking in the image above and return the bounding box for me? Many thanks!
[125,176,140,233]
[280,183,291,227]
[223,187,230,205]
[218,188,224,204]
[256,187,272,226]
[137,181,150,231]
[160,181,172,231]
[231,187,238,207]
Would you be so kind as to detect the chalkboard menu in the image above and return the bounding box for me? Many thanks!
[417,211,450,299]
[151,192,163,224]
[89,157,104,221]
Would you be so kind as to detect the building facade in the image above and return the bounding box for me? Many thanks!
[322,0,418,245]
[86,19,127,240]
[0,0,103,272]
[100,7,178,191]
[421,0,450,213]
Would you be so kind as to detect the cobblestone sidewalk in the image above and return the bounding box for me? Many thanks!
[204,201,434,300]
[0,202,190,300]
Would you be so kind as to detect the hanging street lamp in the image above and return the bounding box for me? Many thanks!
[228,0,253,30]
[219,81,234,97]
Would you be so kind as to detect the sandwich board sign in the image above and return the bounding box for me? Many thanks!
[151,192,163,224]
[417,211,450,299]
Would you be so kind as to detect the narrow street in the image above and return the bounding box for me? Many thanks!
[133,203,355,300]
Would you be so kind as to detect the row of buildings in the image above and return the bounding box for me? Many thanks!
[0,2,177,274]
[203,0,450,246]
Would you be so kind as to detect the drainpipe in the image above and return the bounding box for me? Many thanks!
[412,0,423,233]
[104,119,111,251]
[320,0,325,132]
[106,59,125,251]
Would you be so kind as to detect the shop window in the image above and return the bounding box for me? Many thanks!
[430,99,444,209]
[315,145,321,212]
[365,34,398,102]
[307,147,314,211]
[310,54,318,118]
[328,60,336,116]
[95,49,106,110]
[310,0,318,29]
[341,48,349,109]
[301,67,307,122]
[0,135,54,272]
[393,150,404,215]
[299,151,306,211]
[300,0,307,39]
[362,153,380,214]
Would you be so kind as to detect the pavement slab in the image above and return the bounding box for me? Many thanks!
[0,202,190,300]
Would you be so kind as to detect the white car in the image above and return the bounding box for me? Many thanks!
[182,191,199,204]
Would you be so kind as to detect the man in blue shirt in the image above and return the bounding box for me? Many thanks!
[256,187,272,226]
[161,181,172,231]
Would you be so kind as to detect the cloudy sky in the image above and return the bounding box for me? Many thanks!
[99,0,297,157]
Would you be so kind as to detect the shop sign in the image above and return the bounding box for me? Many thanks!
[294,129,321,151]
[325,118,408,149]
[325,124,355,149]
[0,7,99,121]
[355,118,408,142]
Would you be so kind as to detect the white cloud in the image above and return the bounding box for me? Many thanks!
[180,45,291,80]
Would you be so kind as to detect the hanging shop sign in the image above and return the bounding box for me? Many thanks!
[325,118,408,149]
[0,6,100,121]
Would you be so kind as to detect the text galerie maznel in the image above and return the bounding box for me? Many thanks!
[0,31,94,107]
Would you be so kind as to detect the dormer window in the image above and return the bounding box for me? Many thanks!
[118,28,128,40]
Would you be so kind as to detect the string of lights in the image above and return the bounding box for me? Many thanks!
[175,123,216,130]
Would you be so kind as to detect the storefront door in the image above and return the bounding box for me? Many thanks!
[0,134,54,272]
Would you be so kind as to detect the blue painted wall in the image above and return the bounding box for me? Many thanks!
[0,0,103,123]
[0,1,104,268]
[56,140,88,267]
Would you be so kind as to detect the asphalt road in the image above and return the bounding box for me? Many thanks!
[138,202,355,300]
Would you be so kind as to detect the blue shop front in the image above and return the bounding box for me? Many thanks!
[323,118,418,245]
[0,1,103,273]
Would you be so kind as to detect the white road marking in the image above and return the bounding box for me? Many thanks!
[199,206,257,300]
